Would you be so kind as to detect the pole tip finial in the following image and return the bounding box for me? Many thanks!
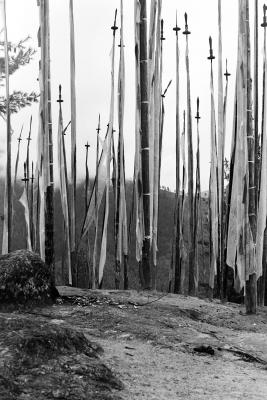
[160,19,165,41]
[195,97,201,120]
[224,59,231,78]
[183,12,191,35]
[57,84,63,103]
[207,36,215,61]
[262,4,267,27]
[111,8,118,35]
[173,12,181,34]
[96,114,101,133]
[22,161,29,183]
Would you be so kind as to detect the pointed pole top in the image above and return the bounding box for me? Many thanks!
[262,4,267,27]
[162,80,172,98]
[183,12,191,35]
[195,97,201,120]
[57,84,63,103]
[96,114,101,134]
[173,12,181,35]
[22,162,29,183]
[27,116,32,143]
[160,19,166,41]
[18,125,23,142]
[224,59,231,79]
[207,36,215,61]
[31,161,34,183]
[63,120,71,136]
[111,9,118,36]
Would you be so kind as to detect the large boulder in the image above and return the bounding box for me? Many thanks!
[0,250,58,303]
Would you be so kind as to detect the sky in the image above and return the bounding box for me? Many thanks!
[1,0,265,191]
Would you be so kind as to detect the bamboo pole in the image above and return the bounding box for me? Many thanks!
[180,110,187,293]
[183,13,195,295]
[222,60,231,297]
[254,0,259,207]
[245,0,257,314]
[208,36,218,296]
[152,6,163,290]
[139,0,151,289]
[30,161,34,247]
[14,126,23,187]
[194,98,201,291]
[171,14,181,294]
[92,115,100,290]
[85,141,91,287]
[258,6,267,306]
[2,0,11,253]
[38,0,54,271]
[69,0,77,286]
[218,0,224,299]
[26,116,32,198]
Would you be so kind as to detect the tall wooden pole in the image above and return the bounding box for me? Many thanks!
[2,0,11,253]
[92,115,100,290]
[26,116,32,198]
[218,0,225,299]
[183,13,195,295]
[208,36,218,295]
[30,161,34,247]
[254,0,259,206]
[140,0,151,289]
[173,14,181,294]
[259,6,267,306]
[194,98,201,291]
[85,141,91,288]
[245,0,257,314]
[38,0,54,271]
[69,0,77,285]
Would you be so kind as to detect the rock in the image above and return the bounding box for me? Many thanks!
[193,345,215,355]
[0,250,59,304]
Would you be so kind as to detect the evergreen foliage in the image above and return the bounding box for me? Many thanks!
[0,37,38,116]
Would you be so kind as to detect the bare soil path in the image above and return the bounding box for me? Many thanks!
[1,287,267,399]
[56,287,267,399]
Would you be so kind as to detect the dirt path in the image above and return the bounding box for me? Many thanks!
[53,287,267,399]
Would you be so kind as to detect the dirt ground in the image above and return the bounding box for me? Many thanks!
[1,287,267,399]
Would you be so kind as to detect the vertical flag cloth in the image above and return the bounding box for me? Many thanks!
[217,0,224,217]
[171,14,181,292]
[37,0,54,263]
[81,127,109,237]
[36,0,47,260]
[69,0,77,255]
[57,95,72,285]
[14,126,23,187]
[152,0,162,269]
[98,11,117,286]
[194,102,201,291]
[226,0,253,291]
[19,187,32,251]
[0,0,11,254]
[180,111,187,290]
[184,19,195,294]
[134,0,144,263]
[256,18,267,280]
[148,0,157,241]
[209,61,218,289]
[117,0,128,265]
[26,116,32,196]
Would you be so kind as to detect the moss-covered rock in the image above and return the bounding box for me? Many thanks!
[0,250,58,303]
